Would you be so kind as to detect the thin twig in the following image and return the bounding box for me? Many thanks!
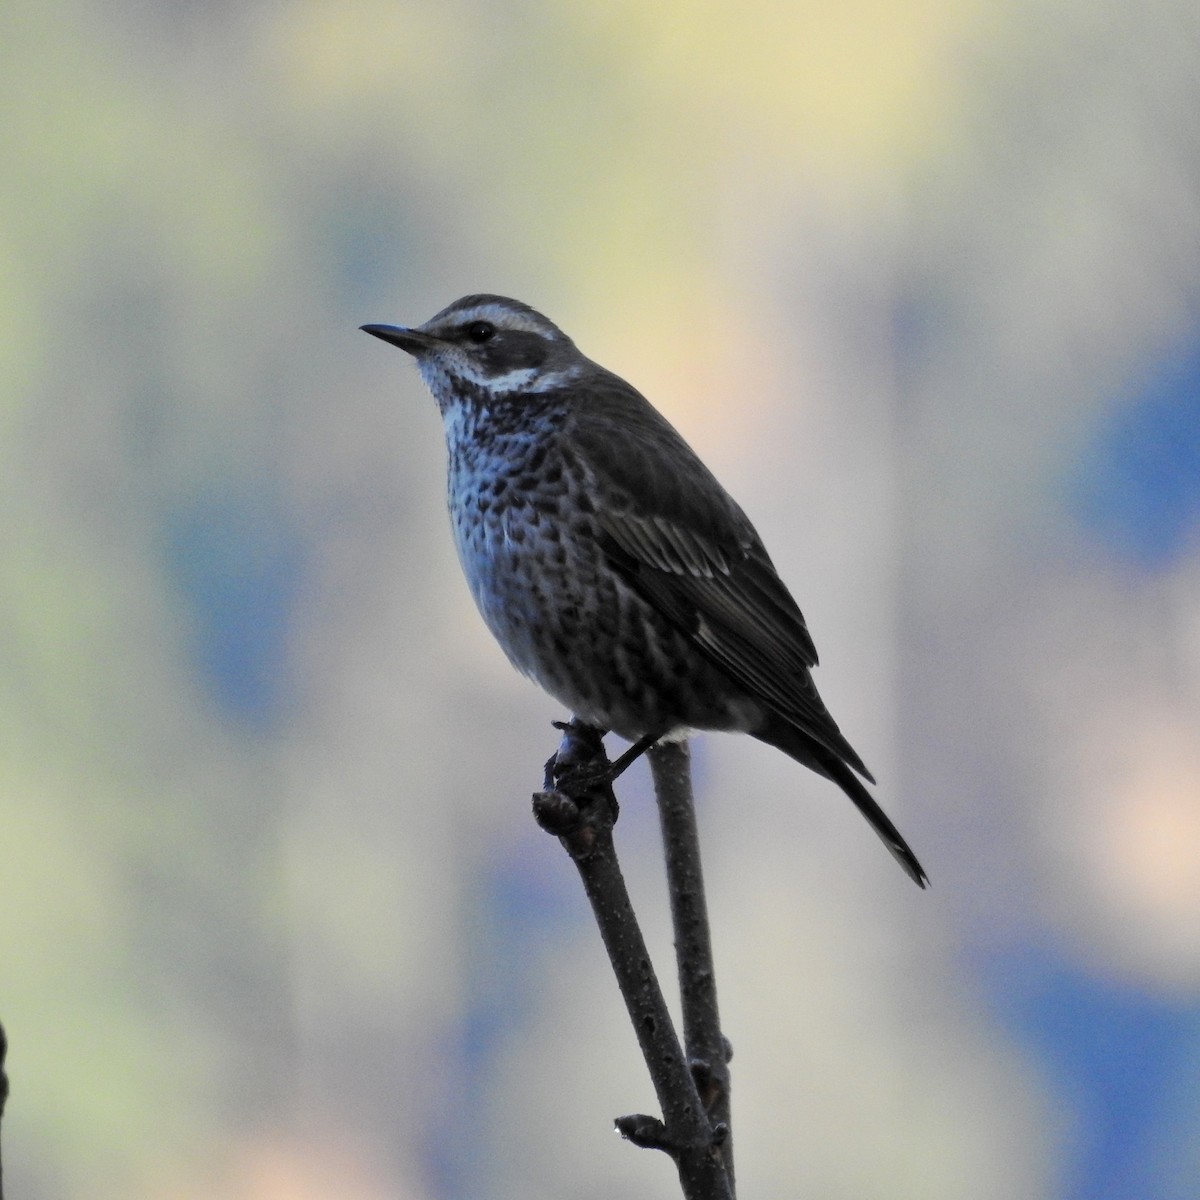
[649,741,735,1194]
[0,1019,8,1200]
[534,721,732,1200]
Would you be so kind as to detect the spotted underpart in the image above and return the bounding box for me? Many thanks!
[440,375,759,739]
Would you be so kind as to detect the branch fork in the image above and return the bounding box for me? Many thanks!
[534,720,735,1200]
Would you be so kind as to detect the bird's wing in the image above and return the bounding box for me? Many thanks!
[566,373,871,779]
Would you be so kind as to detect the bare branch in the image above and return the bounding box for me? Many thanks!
[535,721,732,1200]
[649,741,735,1194]
[1,1019,8,1200]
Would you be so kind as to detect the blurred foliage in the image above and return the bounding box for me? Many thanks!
[2,0,1199,1198]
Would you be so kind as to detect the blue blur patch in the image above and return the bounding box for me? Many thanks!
[331,188,425,309]
[164,491,305,728]
[422,835,585,1199]
[982,941,1200,1200]
[1070,345,1200,570]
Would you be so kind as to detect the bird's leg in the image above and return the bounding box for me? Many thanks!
[545,720,612,793]
[535,722,615,849]
[548,722,661,792]
[546,719,601,785]
[607,732,663,780]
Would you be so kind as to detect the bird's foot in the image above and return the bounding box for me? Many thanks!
[543,719,611,794]
[534,720,618,850]
[543,721,660,794]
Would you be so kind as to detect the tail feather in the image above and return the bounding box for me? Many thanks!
[756,719,928,888]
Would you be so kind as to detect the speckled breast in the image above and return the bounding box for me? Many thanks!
[442,399,758,741]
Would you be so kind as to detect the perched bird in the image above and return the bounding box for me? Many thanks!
[362,295,926,886]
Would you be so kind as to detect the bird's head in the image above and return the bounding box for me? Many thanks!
[362,295,586,408]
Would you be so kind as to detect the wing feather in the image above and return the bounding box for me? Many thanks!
[566,371,871,779]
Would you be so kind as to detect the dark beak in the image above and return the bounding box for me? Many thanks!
[360,324,440,356]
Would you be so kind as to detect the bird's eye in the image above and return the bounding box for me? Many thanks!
[465,321,496,344]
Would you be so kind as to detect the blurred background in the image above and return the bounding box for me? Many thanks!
[3,0,1199,1196]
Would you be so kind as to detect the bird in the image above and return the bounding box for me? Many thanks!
[362,295,926,886]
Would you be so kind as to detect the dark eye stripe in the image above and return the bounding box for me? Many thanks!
[465,321,495,343]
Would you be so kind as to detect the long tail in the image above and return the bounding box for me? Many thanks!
[755,718,928,888]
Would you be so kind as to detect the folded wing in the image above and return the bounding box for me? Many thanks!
[567,373,872,782]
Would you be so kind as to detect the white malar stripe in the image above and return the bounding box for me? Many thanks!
[481,362,584,395]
